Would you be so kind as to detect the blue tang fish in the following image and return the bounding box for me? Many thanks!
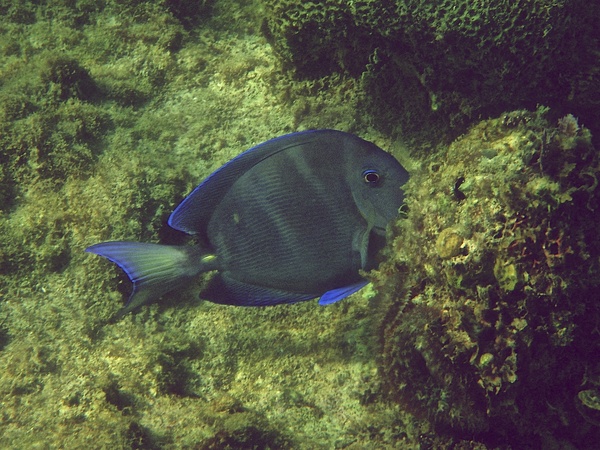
[86,130,409,318]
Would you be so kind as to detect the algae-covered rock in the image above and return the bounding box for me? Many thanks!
[0,1,409,448]
[3,0,598,448]
[375,108,600,447]
[262,0,600,141]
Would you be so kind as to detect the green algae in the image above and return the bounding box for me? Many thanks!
[262,0,600,144]
[375,108,600,447]
[0,1,409,448]
[1,1,599,449]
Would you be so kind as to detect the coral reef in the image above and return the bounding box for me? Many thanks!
[374,108,600,447]
[261,0,600,142]
[0,1,410,448]
[2,0,599,448]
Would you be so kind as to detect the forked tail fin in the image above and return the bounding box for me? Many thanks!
[86,242,208,318]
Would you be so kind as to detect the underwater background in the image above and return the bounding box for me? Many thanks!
[1,1,599,448]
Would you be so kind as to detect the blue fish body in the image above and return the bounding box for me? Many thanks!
[86,130,409,317]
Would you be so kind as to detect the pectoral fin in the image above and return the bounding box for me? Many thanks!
[318,280,369,305]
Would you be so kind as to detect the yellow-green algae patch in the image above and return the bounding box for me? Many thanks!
[435,227,464,259]
[2,1,599,449]
[0,1,413,448]
[374,108,600,447]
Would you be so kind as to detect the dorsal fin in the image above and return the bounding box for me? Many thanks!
[168,130,342,235]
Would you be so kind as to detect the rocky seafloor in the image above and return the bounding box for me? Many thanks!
[1,1,599,448]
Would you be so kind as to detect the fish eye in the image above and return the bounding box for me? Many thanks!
[362,169,380,185]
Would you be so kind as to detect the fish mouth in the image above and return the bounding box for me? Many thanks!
[373,225,387,236]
